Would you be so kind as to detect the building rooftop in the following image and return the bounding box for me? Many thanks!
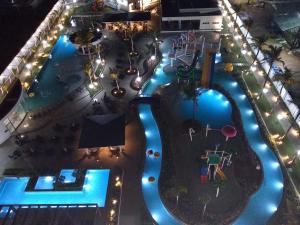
[161,0,220,18]
[178,0,219,10]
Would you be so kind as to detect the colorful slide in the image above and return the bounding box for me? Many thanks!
[216,167,227,181]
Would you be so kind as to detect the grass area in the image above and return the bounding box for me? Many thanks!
[221,23,300,191]
[73,5,114,15]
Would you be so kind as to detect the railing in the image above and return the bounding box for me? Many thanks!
[0,0,65,103]
[220,0,300,127]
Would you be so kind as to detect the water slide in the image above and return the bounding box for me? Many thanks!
[138,37,283,225]
[216,167,227,181]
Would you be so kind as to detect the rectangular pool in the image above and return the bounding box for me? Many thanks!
[59,169,76,183]
[0,170,109,207]
[34,176,55,190]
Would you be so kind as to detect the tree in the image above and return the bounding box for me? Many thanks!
[290,27,300,49]
[262,45,284,88]
[84,62,94,84]
[232,4,242,28]
[241,19,253,39]
[110,68,120,91]
[249,35,268,67]
[183,77,197,120]
[165,185,188,209]
[281,95,300,139]
[272,67,297,95]
[199,194,211,217]
[74,29,94,57]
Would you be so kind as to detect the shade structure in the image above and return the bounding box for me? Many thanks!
[78,114,125,148]
[221,125,237,141]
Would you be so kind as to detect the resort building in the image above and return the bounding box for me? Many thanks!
[161,0,222,32]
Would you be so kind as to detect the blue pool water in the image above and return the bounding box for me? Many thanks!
[138,36,283,225]
[138,38,184,225]
[35,176,55,190]
[214,74,284,225]
[173,89,232,128]
[59,169,76,183]
[0,170,109,207]
[23,35,77,111]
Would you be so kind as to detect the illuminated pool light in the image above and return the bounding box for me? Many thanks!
[142,177,148,185]
[145,130,151,137]
[260,144,268,151]
[86,174,93,180]
[275,181,284,189]
[240,94,246,100]
[271,161,280,169]
[139,113,145,120]
[152,213,159,222]
[84,184,91,191]
[45,176,53,182]
[231,82,238,87]
[252,124,259,130]
[269,204,278,213]
[223,100,229,106]
[247,109,254,115]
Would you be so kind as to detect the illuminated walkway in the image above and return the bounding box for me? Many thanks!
[138,38,283,225]
[214,74,284,225]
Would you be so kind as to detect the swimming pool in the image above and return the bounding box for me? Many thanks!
[35,176,55,190]
[23,35,80,111]
[59,169,77,183]
[139,37,184,225]
[138,36,283,225]
[214,74,284,225]
[0,170,109,207]
[172,89,232,128]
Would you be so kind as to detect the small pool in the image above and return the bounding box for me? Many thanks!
[0,170,109,207]
[34,176,55,190]
[172,89,232,129]
[59,169,76,183]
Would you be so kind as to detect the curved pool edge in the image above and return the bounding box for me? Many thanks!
[214,74,284,225]
[137,37,185,225]
[137,35,283,225]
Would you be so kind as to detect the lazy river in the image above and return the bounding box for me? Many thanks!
[138,37,283,225]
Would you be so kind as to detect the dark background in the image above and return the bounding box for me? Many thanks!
[0,0,58,73]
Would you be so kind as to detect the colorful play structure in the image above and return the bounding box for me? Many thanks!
[200,149,232,183]
[170,31,220,89]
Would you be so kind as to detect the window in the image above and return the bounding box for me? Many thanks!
[212,22,219,24]
[202,22,209,24]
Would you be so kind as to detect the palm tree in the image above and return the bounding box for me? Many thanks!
[272,67,297,95]
[95,44,102,60]
[74,29,94,57]
[281,95,300,139]
[110,68,120,91]
[290,27,300,49]
[262,45,284,88]
[231,4,242,28]
[241,19,253,39]
[84,62,94,84]
[128,30,136,54]
[199,194,211,217]
[165,185,188,209]
[183,79,197,120]
[249,35,268,67]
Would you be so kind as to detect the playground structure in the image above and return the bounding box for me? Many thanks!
[169,31,203,68]
[200,150,232,183]
[170,31,221,88]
